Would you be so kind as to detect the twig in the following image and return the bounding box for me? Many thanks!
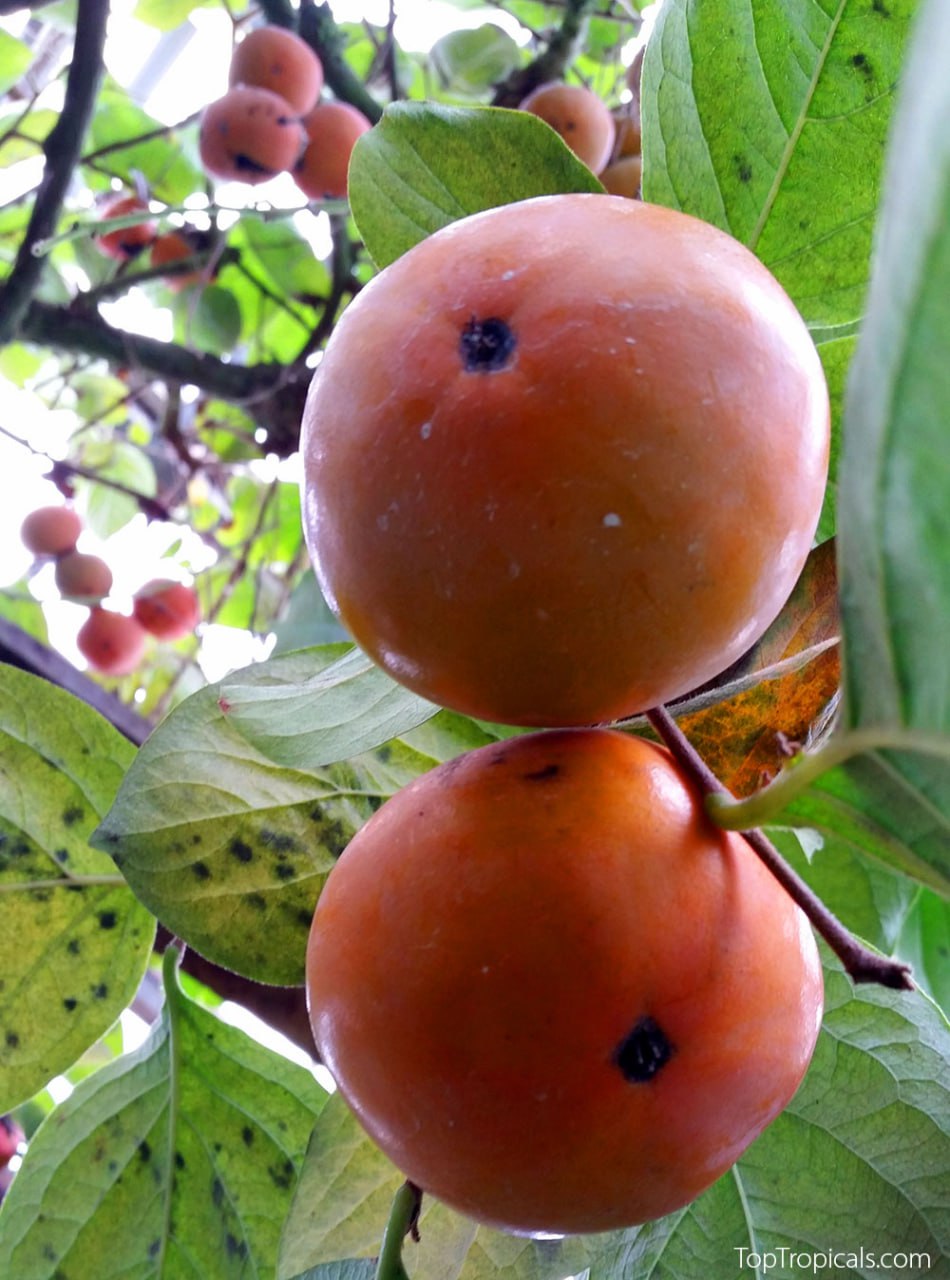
[0,0,109,342]
[645,705,914,991]
[299,0,384,122]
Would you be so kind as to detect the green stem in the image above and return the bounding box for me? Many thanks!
[707,726,950,831]
[646,706,914,991]
[375,1181,422,1280]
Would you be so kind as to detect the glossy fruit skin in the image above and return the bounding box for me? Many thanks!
[54,550,113,602]
[199,86,306,184]
[300,194,830,727]
[77,608,146,676]
[133,580,200,640]
[20,505,82,556]
[294,101,371,200]
[518,82,616,173]
[96,194,156,260]
[307,729,824,1235]
[229,24,323,115]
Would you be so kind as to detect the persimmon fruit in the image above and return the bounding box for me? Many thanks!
[229,24,323,115]
[19,505,82,557]
[95,194,156,260]
[199,86,306,184]
[300,194,830,727]
[132,580,200,640]
[600,153,642,198]
[54,550,113,603]
[294,100,372,200]
[77,608,146,676]
[518,81,616,173]
[150,230,203,291]
[306,728,824,1235]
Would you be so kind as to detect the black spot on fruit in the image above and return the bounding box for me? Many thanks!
[460,316,517,373]
[523,764,560,782]
[613,1016,675,1083]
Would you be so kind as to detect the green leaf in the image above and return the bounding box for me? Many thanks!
[896,889,950,1015]
[349,102,603,269]
[286,1264,377,1280]
[0,949,327,1277]
[0,666,154,1112]
[643,0,917,332]
[430,25,521,96]
[221,645,438,770]
[90,654,477,983]
[86,83,204,205]
[279,958,950,1279]
[838,0,950,740]
[178,283,243,356]
[0,30,32,98]
[75,439,157,539]
[133,0,216,29]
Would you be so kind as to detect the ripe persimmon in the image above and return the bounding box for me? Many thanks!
[306,728,824,1235]
[294,100,371,200]
[229,24,323,115]
[132,580,200,640]
[199,86,306,184]
[20,505,82,557]
[150,230,203,291]
[518,81,616,173]
[95,194,156,260]
[300,194,830,727]
[77,608,146,676]
[600,153,641,198]
[54,550,113,603]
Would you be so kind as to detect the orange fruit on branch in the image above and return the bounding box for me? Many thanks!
[306,728,824,1234]
[300,194,830,727]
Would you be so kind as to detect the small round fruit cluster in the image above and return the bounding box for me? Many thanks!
[95,191,206,293]
[198,24,371,200]
[518,56,644,198]
[19,504,200,678]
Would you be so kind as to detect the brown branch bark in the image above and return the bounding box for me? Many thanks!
[0,0,109,342]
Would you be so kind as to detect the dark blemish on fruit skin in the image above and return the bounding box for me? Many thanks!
[233,152,276,176]
[460,316,517,373]
[230,838,253,863]
[523,764,560,782]
[62,807,84,827]
[98,911,117,929]
[613,1016,675,1083]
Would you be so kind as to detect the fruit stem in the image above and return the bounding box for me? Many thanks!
[375,1180,423,1280]
[645,706,914,992]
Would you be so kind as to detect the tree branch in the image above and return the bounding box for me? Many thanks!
[18,300,288,402]
[300,0,384,122]
[0,0,109,342]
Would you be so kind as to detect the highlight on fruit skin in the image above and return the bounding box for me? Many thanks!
[20,505,82,557]
[132,580,200,640]
[300,193,831,728]
[517,81,616,173]
[306,728,824,1236]
[294,100,372,200]
[54,551,113,603]
[229,24,324,115]
[199,86,306,184]
[77,607,147,677]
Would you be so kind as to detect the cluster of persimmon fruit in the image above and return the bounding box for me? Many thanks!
[300,191,832,1235]
[19,504,200,677]
[94,190,206,290]
[198,24,371,200]
[517,59,644,197]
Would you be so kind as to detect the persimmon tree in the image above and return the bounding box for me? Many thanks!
[0,0,948,1278]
